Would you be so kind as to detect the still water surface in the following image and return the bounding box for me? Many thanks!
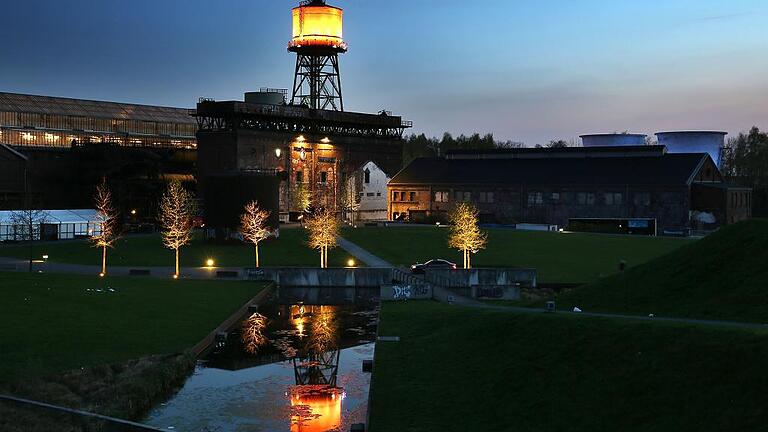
[145,302,378,432]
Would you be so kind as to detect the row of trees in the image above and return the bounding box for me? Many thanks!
[89,181,488,276]
[402,132,581,167]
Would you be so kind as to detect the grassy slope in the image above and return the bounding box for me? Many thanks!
[0,272,264,381]
[370,302,768,432]
[0,227,354,268]
[552,219,768,323]
[343,226,688,283]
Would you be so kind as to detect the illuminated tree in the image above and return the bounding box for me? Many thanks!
[158,180,196,278]
[305,208,339,268]
[240,200,271,268]
[293,183,312,213]
[90,179,119,276]
[448,202,487,269]
[242,312,268,354]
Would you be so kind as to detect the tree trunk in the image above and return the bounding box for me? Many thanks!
[467,250,471,269]
[102,245,107,275]
[175,248,180,277]
[320,247,324,268]
[255,244,260,268]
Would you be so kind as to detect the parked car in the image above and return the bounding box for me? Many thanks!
[410,259,457,274]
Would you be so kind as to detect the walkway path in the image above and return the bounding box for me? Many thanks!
[337,237,393,267]
[0,257,248,281]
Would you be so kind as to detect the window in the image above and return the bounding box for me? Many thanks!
[634,192,651,206]
[377,192,382,197]
[366,192,374,197]
[319,171,327,184]
[551,192,560,202]
[604,193,623,206]
[409,191,416,201]
[296,171,303,183]
[454,190,463,201]
[434,191,449,203]
[364,168,371,184]
[393,191,399,201]
[577,192,595,206]
[479,191,494,203]
[527,192,543,206]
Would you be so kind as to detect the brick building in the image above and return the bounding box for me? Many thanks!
[388,145,751,233]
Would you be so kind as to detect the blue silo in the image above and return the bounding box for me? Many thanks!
[580,133,647,147]
[655,131,726,166]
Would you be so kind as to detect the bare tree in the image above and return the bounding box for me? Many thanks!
[90,180,119,276]
[10,208,48,272]
[240,200,271,268]
[158,180,196,278]
[305,208,339,268]
[448,202,487,269]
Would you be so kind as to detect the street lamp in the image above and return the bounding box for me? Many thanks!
[275,147,282,158]
[299,147,307,161]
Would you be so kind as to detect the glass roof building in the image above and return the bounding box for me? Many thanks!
[0,92,197,149]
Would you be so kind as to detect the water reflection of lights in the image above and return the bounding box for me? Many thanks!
[289,385,343,432]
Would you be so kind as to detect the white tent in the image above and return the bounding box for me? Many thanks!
[0,209,101,241]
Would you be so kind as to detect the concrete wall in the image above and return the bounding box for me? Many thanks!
[250,267,393,287]
[425,267,536,300]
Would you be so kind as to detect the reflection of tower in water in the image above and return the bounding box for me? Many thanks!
[293,305,340,386]
[290,305,344,431]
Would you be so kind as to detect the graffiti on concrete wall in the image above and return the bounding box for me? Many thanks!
[392,284,430,300]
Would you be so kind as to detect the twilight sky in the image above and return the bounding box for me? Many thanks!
[2,0,767,145]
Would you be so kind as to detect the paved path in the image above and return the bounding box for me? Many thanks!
[0,257,248,281]
[337,237,393,267]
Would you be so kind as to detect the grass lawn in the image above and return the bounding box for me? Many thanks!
[369,301,768,432]
[0,227,356,268]
[342,226,689,283]
[548,218,768,323]
[0,271,264,382]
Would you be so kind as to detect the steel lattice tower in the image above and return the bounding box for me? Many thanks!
[288,0,347,111]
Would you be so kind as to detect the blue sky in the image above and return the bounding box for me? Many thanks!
[2,0,766,145]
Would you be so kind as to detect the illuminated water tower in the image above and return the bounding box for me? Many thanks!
[288,0,347,111]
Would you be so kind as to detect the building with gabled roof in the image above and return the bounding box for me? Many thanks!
[388,145,751,234]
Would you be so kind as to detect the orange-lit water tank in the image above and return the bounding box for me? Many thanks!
[288,1,347,53]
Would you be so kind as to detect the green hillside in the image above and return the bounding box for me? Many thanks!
[552,219,768,323]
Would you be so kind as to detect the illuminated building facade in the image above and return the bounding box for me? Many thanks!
[0,92,197,213]
[194,91,409,227]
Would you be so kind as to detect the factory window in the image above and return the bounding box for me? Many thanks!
[364,168,371,184]
[366,192,374,197]
[320,171,327,184]
[434,191,449,203]
[409,192,416,202]
[634,192,651,206]
[527,192,543,206]
[577,192,595,206]
[377,192,382,197]
[478,191,495,203]
[296,171,303,183]
[605,192,623,206]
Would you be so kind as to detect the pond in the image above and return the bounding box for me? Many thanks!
[144,298,379,432]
